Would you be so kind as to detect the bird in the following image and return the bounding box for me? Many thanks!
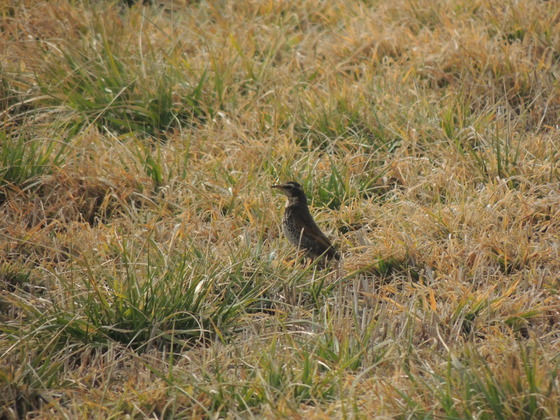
[271,181,340,261]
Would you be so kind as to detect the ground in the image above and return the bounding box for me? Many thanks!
[1,0,559,418]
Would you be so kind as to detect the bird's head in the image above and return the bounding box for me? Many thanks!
[271,181,307,204]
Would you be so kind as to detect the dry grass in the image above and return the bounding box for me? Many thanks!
[1,0,559,418]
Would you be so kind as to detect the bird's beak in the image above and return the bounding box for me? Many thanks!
[271,184,289,196]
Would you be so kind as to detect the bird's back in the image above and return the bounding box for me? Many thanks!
[283,203,340,260]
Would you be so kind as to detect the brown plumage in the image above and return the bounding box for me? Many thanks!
[272,181,340,261]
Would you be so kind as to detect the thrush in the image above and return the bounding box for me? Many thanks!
[272,181,340,261]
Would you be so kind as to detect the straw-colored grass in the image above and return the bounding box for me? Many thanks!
[1,0,559,418]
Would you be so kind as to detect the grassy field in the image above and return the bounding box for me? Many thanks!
[1,0,559,418]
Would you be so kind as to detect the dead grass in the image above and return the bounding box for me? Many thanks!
[1,0,559,418]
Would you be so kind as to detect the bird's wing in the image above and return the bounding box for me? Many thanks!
[294,210,335,250]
